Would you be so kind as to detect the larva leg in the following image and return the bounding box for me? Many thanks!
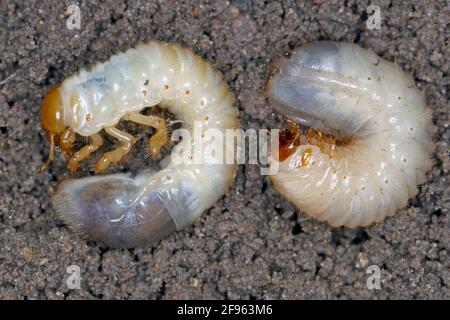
[59,127,76,158]
[68,133,103,173]
[95,127,136,172]
[125,112,168,158]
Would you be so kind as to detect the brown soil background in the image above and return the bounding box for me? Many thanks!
[0,0,448,299]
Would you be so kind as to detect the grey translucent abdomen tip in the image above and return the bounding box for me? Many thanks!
[54,174,176,249]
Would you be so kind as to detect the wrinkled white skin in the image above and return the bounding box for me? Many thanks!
[55,41,239,248]
[268,41,434,228]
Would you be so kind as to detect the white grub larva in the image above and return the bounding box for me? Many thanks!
[267,41,434,228]
[39,41,239,248]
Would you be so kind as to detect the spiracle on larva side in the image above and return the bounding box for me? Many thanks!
[39,41,239,248]
[267,41,434,228]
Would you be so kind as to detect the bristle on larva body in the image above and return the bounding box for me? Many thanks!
[267,41,434,228]
[51,41,239,248]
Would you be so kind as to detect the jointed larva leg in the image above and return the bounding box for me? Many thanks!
[95,127,136,172]
[68,133,103,173]
[124,112,169,158]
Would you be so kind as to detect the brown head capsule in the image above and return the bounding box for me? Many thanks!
[39,84,67,172]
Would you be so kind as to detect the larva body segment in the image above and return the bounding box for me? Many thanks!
[268,41,434,228]
[47,41,239,248]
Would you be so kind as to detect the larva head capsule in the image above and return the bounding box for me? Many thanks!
[39,84,67,172]
[40,84,66,134]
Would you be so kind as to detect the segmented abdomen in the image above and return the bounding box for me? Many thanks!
[60,41,236,136]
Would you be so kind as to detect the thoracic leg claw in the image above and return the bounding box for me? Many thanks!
[68,133,103,173]
[95,127,136,173]
[125,112,168,158]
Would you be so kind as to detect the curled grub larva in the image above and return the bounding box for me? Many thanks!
[267,41,434,228]
[40,41,239,248]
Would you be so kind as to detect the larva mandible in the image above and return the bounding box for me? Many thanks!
[267,41,434,228]
[40,41,239,248]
